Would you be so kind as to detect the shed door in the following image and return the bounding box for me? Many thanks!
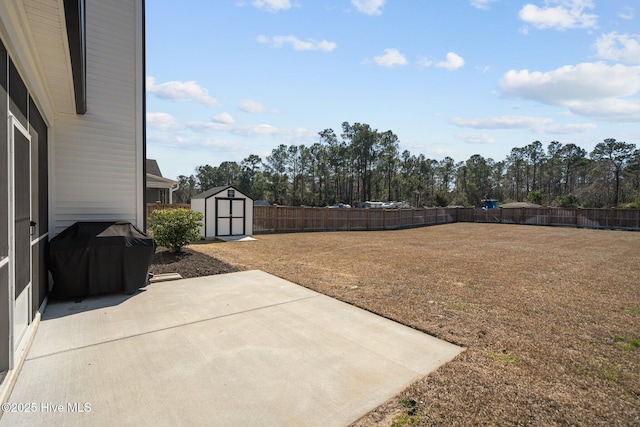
[216,198,245,236]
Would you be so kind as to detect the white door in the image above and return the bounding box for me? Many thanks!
[231,200,245,235]
[216,199,231,236]
[216,199,245,236]
[9,116,32,357]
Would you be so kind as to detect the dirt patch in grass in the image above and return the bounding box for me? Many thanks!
[180,223,640,426]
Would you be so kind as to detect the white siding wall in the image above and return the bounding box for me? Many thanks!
[51,0,143,235]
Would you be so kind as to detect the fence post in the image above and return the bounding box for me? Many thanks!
[324,206,328,232]
[610,208,617,230]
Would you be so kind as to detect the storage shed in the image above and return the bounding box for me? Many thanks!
[191,186,253,240]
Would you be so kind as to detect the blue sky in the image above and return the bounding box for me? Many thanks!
[146,0,640,180]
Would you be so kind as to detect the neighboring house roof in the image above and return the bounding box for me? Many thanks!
[146,159,177,189]
[146,159,163,177]
[192,185,252,200]
[146,174,177,189]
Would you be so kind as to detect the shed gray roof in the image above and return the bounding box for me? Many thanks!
[193,185,253,201]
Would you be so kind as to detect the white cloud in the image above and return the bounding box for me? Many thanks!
[147,76,219,107]
[566,98,640,121]
[146,113,185,148]
[618,6,634,20]
[199,139,242,149]
[436,52,465,70]
[519,0,597,31]
[450,115,553,129]
[253,0,291,12]
[147,112,180,131]
[594,32,640,65]
[456,133,496,145]
[187,119,317,142]
[450,115,596,134]
[417,56,433,68]
[148,133,185,148]
[500,62,640,102]
[237,99,276,113]
[212,112,235,125]
[233,123,279,137]
[351,0,385,16]
[542,123,597,133]
[499,62,640,121]
[373,48,408,67]
[470,0,498,10]
[257,35,337,52]
[419,53,465,70]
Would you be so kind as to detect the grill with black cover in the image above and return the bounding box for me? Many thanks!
[49,222,156,299]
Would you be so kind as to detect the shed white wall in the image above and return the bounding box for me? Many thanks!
[50,0,144,236]
[205,197,216,238]
[190,199,206,238]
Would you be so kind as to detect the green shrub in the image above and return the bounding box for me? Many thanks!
[526,189,545,205]
[433,191,450,207]
[552,194,579,208]
[148,208,203,253]
[619,198,640,209]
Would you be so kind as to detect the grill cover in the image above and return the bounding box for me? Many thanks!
[50,222,156,299]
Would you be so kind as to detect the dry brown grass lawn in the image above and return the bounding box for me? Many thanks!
[187,223,640,426]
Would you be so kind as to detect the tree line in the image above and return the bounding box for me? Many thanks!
[172,122,640,209]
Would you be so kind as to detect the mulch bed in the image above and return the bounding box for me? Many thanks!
[149,246,239,279]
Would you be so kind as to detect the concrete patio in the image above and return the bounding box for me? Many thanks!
[1,270,462,426]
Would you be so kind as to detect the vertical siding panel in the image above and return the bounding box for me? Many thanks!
[51,0,142,235]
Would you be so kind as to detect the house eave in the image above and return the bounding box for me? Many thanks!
[63,0,87,114]
[146,173,177,189]
[0,0,81,120]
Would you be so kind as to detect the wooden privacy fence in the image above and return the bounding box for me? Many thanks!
[254,206,459,233]
[254,206,640,233]
[457,207,640,231]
